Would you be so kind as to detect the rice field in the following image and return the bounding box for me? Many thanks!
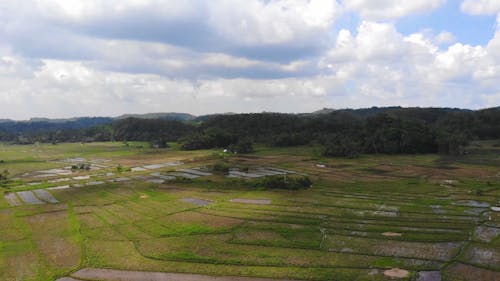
[0,141,499,281]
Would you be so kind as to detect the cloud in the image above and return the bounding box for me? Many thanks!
[207,0,339,45]
[461,0,500,15]
[435,31,456,45]
[14,0,340,62]
[0,57,335,119]
[0,0,499,120]
[319,21,500,108]
[342,0,447,20]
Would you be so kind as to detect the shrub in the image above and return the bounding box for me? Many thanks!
[212,161,230,174]
[0,169,9,187]
[71,163,91,170]
[116,165,130,173]
[251,175,312,190]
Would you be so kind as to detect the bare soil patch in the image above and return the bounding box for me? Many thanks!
[325,235,462,261]
[27,212,81,268]
[181,198,213,206]
[143,164,167,169]
[474,225,500,242]
[86,181,105,186]
[4,192,21,206]
[382,232,402,237]
[49,178,70,183]
[230,198,272,205]
[463,244,500,268]
[383,268,409,278]
[131,167,147,172]
[73,175,90,180]
[71,268,298,281]
[48,185,71,190]
[445,262,500,281]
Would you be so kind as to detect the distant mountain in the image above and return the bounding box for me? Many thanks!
[194,112,236,122]
[311,106,472,121]
[115,112,195,121]
[0,107,496,138]
[0,113,197,135]
[311,108,337,115]
[0,117,114,134]
[312,106,406,116]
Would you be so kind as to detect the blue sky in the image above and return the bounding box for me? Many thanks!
[0,0,499,119]
[396,1,497,46]
[337,1,498,47]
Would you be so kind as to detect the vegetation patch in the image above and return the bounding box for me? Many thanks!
[1,140,499,280]
[247,175,312,190]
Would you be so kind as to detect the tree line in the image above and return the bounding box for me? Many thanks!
[0,107,498,156]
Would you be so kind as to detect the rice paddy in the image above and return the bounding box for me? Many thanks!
[0,141,499,281]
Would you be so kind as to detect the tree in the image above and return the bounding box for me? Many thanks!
[228,139,254,154]
[435,112,474,155]
[0,169,9,187]
[323,134,360,158]
[150,139,169,148]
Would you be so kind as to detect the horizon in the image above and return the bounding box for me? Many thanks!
[1,1,500,119]
[2,105,497,122]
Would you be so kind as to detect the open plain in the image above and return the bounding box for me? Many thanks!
[1,141,499,281]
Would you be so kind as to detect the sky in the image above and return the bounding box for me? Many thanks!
[0,0,500,119]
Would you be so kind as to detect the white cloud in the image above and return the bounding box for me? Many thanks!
[35,0,198,22]
[461,0,500,15]
[0,0,499,120]
[342,0,447,20]
[208,0,340,45]
[0,58,335,119]
[201,54,261,69]
[320,21,500,108]
[435,31,456,45]
[28,0,341,51]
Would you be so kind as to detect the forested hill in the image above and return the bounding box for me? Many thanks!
[1,107,498,156]
[0,117,113,134]
[0,112,196,135]
[311,106,471,121]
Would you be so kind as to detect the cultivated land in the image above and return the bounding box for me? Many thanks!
[0,141,499,281]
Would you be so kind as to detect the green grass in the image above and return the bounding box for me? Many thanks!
[0,141,499,280]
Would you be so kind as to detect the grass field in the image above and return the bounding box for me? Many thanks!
[0,141,499,280]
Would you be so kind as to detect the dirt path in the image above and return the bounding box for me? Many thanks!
[65,268,298,281]
[230,198,271,205]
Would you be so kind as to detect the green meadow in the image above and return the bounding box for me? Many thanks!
[0,142,499,281]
